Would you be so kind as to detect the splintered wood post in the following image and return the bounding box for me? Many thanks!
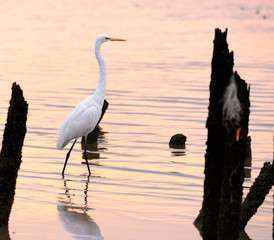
[0,83,28,228]
[201,28,233,239]
[218,71,250,239]
[201,28,250,240]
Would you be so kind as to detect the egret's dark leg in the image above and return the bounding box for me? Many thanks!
[84,136,91,175]
[62,138,77,175]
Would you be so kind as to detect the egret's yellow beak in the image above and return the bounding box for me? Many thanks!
[108,37,126,41]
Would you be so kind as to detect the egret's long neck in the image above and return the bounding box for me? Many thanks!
[94,41,106,105]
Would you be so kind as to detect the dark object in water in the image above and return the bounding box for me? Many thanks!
[239,161,274,230]
[0,83,28,228]
[201,28,250,240]
[195,160,273,240]
[169,133,186,149]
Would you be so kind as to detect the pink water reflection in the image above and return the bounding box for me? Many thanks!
[0,0,273,239]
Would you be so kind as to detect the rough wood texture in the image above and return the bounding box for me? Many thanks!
[0,226,10,240]
[239,162,273,230]
[217,71,250,240]
[0,83,28,227]
[202,28,233,240]
[201,28,250,240]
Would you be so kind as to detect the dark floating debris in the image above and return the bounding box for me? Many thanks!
[169,133,187,149]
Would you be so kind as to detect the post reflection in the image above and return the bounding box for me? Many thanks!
[57,177,103,240]
[171,151,186,157]
[244,136,252,179]
[81,125,107,164]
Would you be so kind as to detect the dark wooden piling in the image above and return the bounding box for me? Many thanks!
[217,71,250,240]
[0,83,28,228]
[201,28,250,240]
[201,28,234,239]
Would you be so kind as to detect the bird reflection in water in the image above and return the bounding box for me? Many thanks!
[80,125,108,166]
[58,177,103,240]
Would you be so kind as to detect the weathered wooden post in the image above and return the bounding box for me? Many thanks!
[201,28,250,240]
[217,71,250,239]
[0,83,28,235]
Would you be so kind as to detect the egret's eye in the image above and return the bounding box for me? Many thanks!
[105,37,110,40]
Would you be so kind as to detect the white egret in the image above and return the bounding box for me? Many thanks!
[57,34,126,175]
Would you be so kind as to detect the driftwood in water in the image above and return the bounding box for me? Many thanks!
[201,28,250,240]
[240,162,274,230]
[196,160,274,239]
[0,83,28,229]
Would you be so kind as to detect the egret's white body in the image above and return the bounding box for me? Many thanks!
[57,34,125,174]
[57,94,102,150]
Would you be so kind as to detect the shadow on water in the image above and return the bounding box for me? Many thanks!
[57,177,103,240]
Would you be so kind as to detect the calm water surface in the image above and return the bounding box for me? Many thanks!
[0,0,273,239]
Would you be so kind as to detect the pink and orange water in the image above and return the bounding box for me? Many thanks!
[0,0,273,239]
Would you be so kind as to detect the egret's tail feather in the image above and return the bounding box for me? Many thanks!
[57,136,70,150]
